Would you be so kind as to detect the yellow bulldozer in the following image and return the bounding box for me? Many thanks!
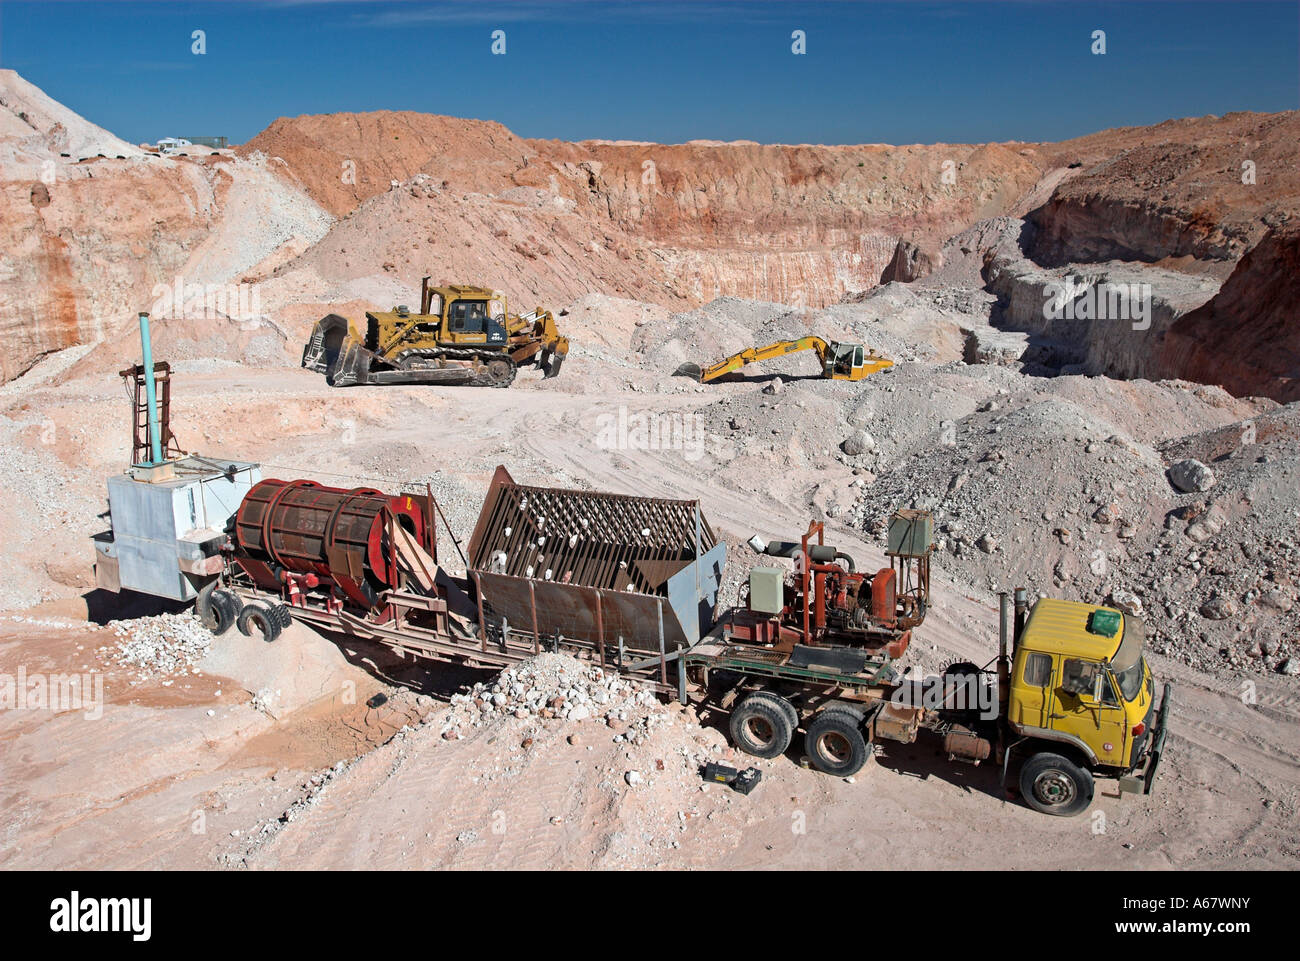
[676,336,892,384]
[303,278,569,388]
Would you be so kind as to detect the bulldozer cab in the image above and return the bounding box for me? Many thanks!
[421,280,508,348]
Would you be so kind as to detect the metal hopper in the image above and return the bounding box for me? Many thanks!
[466,466,726,659]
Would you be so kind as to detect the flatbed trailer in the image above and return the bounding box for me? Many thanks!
[225,572,687,694]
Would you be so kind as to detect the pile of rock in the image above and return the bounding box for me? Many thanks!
[438,652,666,741]
[107,612,214,679]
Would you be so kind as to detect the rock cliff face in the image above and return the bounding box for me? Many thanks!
[1025,112,1300,268]
[242,118,1047,308]
[0,72,330,382]
[2,68,1297,401]
[1158,224,1300,402]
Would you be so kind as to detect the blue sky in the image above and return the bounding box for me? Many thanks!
[1,1,1296,145]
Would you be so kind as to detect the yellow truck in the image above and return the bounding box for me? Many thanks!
[1001,595,1168,814]
[687,521,1171,817]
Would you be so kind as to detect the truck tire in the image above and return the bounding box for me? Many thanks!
[805,709,870,777]
[209,590,241,637]
[1018,751,1095,817]
[196,582,240,636]
[237,603,282,643]
[269,603,294,632]
[730,695,794,759]
[750,690,799,732]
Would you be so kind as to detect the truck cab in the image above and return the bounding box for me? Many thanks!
[1006,598,1169,815]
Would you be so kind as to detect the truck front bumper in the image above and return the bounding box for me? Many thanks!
[1118,682,1171,796]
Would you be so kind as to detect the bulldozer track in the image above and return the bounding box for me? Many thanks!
[392,348,517,388]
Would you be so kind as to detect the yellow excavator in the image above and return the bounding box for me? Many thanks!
[676,337,893,384]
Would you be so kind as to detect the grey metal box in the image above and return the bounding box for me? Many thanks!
[102,456,260,601]
[749,567,785,615]
[887,511,933,557]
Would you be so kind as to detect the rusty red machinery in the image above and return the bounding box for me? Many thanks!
[231,479,434,611]
[724,517,930,660]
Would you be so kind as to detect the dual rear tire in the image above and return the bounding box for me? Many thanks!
[195,582,291,642]
[195,582,240,636]
[729,694,794,759]
[804,706,870,778]
[728,694,871,778]
[237,602,291,642]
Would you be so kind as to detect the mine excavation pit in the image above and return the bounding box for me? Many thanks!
[1,44,1297,877]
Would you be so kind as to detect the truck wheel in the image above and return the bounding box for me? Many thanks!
[750,690,799,732]
[1019,751,1095,817]
[269,603,294,632]
[805,710,869,777]
[730,695,794,759]
[237,603,282,643]
[208,590,241,637]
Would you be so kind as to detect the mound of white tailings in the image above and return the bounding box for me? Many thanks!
[0,69,144,171]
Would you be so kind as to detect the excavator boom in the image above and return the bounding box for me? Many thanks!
[676,336,892,384]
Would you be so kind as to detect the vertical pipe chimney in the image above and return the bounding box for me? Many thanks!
[1014,587,1028,647]
[998,592,1010,660]
[138,312,162,465]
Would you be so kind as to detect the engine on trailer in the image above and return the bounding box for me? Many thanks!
[727,511,933,657]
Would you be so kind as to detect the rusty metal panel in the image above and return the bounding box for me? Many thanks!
[468,466,724,651]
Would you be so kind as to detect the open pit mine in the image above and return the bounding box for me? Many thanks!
[0,66,1297,873]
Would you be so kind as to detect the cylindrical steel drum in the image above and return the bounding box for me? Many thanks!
[233,479,429,606]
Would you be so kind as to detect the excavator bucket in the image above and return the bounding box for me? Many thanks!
[674,362,704,381]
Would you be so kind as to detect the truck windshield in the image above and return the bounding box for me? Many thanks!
[1116,659,1145,701]
[1111,614,1146,701]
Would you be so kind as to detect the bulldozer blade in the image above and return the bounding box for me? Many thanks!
[674,362,704,382]
[303,314,351,375]
[326,339,371,387]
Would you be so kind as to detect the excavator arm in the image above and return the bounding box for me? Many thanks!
[677,336,891,383]
[681,337,830,383]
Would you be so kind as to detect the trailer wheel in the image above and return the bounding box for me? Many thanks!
[1018,751,1095,817]
[237,603,282,643]
[269,603,294,632]
[730,695,794,759]
[750,690,799,732]
[195,580,220,630]
[206,589,241,637]
[805,710,870,777]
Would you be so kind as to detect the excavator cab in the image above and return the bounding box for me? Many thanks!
[826,342,861,379]
[826,341,892,381]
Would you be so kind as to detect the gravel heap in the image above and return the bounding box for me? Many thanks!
[853,397,1300,676]
[107,612,215,679]
[439,652,667,741]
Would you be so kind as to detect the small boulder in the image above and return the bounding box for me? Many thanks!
[842,430,877,456]
[1199,595,1237,620]
[1108,589,1144,617]
[1168,459,1215,493]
